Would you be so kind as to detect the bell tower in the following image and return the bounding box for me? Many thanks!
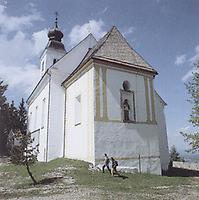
[40,12,66,77]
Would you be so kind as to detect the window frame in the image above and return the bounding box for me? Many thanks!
[74,94,81,126]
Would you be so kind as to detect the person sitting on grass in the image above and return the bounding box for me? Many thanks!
[111,157,119,176]
[102,153,111,174]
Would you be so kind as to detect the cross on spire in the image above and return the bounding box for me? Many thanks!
[55,11,58,28]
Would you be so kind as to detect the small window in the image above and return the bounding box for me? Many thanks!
[29,112,32,130]
[75,95,81,126]
[34,106,38,129]
[123,81,130,91]
[41,98,46,128]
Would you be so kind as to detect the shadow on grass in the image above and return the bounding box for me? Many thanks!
[113,174,129,179]
[164,167,199,177]
[37,176,63,185]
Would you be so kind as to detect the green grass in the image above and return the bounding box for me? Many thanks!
[69,161,190,193]
[0,158,197,199]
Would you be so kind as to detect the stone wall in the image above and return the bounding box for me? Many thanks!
[173,161,199,171]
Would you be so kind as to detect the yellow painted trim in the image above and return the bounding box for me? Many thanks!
[144,77,151,123]
[102,67,108,121]
[93,57,157,77]
[95,67,101,120]
[149,78,156,123]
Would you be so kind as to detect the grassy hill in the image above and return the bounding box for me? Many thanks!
[0,158,198,199]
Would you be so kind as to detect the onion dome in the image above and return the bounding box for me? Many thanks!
[47,12,65,51]
[48,24,64,42]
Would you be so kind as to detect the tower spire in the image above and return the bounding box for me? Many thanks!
[47,12,64,43]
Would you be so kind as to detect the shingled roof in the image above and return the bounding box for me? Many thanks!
[84,26,154,70]
[62,26,157,86]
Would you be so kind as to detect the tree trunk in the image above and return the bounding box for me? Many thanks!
[26,163,37,185]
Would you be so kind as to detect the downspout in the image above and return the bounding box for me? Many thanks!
[46,70,51,162]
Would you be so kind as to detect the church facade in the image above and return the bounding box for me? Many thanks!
[27,20,169,175]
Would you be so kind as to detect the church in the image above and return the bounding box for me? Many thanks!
[27,18,169,175]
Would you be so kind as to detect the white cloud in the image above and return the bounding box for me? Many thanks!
[0,4,42,33]
[0,0,7,6]
[68,19,106,46]
[32,29,48,56]
[181,44,199,82]
[101,7,108,14]
[182,67,199,82]
[122,26,135,37]
[175,54,186,65]
[0,63,39,94]
[189,44,199,63]
[0,4,47,97]
[97,7,108,15]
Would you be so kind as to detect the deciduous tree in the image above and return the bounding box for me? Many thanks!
[181,63,199,153]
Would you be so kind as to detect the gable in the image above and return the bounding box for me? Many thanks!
[93,26,152,69]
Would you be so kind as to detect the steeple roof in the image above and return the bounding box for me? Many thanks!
[46,13,65,51]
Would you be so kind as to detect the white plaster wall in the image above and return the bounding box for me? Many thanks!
[94,122,161,174]
[155,95,169,171]
[173,161,199,171]
[65,68,94,163]
[40,48,66,77]
[106,68,147,122]
[94,66,162,174]
[47,70,65,161]
[28,82,49,161]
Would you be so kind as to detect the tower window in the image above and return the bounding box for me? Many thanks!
[53,58,57,64]
[41,61,44,71]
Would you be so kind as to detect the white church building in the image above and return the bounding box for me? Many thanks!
[27,19,169,175]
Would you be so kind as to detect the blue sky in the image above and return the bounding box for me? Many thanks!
[0,0,199,155]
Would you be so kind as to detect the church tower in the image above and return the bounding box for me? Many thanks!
[40,13,66,76]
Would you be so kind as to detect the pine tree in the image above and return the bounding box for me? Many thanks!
[181,63,199,153]
[169,145,184,162]
[0,80,9,155]
[17,98,27,135]
[8,101,18,131]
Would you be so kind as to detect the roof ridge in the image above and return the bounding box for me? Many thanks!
[91,25,154,69]
[115,27,153,68]
[88,26,114,57]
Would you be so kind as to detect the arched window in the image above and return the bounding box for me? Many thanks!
[123,80,130,91]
